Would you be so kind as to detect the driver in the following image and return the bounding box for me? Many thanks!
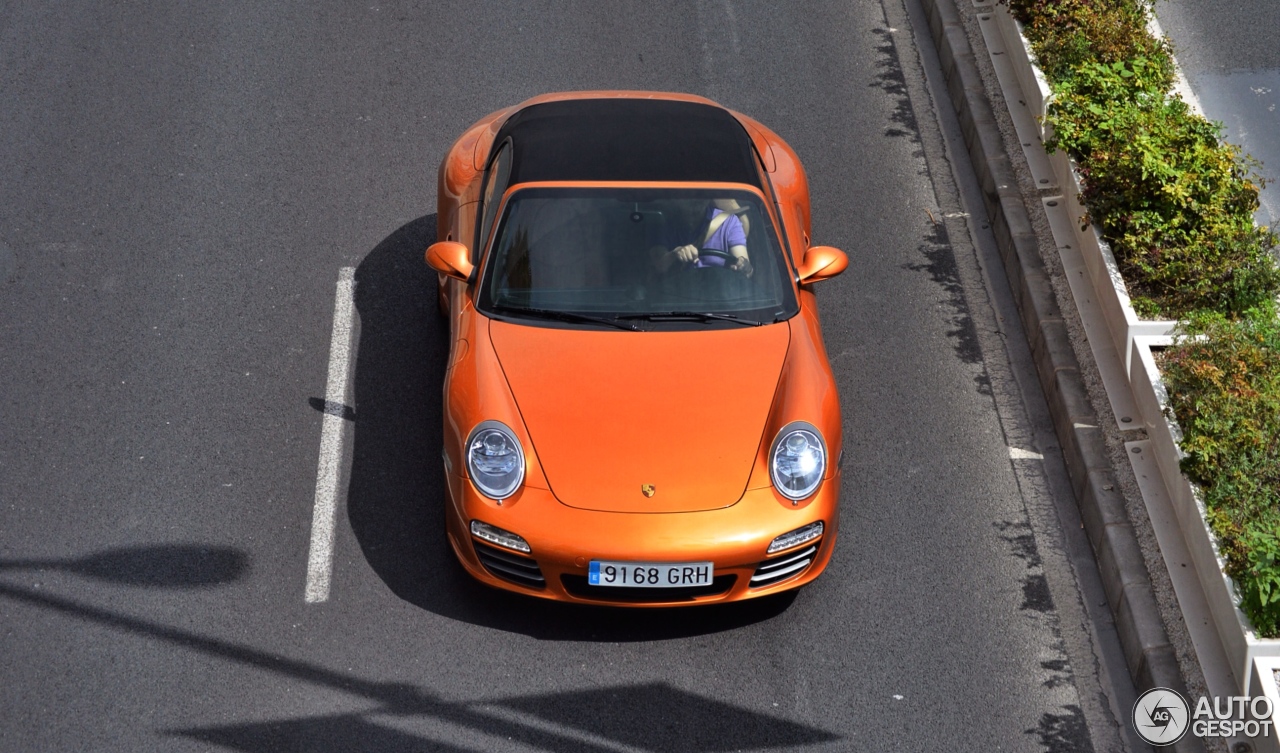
[651,198,753,277]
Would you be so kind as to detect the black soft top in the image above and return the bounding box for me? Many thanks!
[492,98,763,187]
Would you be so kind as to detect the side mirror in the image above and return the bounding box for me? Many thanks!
[796,246,847,284]
[425,241,475,282]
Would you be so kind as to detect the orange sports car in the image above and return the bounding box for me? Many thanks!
[426,91,847,606]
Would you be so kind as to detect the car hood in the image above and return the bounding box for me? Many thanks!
[489,320,790,513]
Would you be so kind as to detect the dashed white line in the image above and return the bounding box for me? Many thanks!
[305,267,356,603]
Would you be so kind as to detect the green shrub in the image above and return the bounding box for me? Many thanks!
[1163,316,1280,637]
[1009,0,1280,638]
[1006,0,1173,88]
[1047,59,1280,319]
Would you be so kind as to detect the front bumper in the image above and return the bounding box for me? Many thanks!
[443,469,841,607]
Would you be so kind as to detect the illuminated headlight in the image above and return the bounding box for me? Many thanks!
[470,520,531,553]
[465,420,525,499]
[767,521,824,554]
[769,421,826,501]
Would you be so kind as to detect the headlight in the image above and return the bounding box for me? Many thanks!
[769,421,826,501]
[465,420,525,499]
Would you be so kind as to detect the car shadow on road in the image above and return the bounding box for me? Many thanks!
[346,216,796,641]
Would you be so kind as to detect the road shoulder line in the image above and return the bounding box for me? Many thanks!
[305,267,357,603]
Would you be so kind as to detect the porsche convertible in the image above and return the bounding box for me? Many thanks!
[426,91,847,606]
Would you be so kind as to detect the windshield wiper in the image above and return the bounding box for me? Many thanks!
[617,311,766,326]
[491,305,638,331]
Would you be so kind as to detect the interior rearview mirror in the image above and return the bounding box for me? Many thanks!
[425,241,475,282]
[796,246,847,284]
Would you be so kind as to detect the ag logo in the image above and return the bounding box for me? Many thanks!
[1133,687,1190,746]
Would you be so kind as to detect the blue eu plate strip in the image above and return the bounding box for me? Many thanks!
[588,561,600,585]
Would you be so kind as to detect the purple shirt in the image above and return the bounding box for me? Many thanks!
[702,206,747,252]
[693,207,747,268]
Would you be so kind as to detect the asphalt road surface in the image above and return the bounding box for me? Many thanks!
[1,2,1133,751]
[1157,0,1280,229]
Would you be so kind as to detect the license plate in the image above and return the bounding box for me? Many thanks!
[588,560,714,588]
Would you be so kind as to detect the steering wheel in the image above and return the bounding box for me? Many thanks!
[692,248,744,275]
[697,248,734,263]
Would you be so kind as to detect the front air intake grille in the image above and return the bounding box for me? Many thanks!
[750,543,819,588]
[561,574,736,602]
[473,540,545,589]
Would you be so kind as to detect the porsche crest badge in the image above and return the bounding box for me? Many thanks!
[641,484,656,498]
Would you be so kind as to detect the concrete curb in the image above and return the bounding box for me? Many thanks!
[1131,334,1280,703]
[916,0,1195,712]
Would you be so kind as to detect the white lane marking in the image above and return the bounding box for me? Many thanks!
[1009,447,1044,460]
[305,267,356,603]
[1147,16,1205,118]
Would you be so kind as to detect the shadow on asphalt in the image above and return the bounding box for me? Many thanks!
[175,681,840,753]
[344,215,797,641]
[0,543,249,588]
[870,23,989,397]
[0,580,838,751]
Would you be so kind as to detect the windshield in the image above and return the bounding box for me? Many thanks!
[476,186,798,328]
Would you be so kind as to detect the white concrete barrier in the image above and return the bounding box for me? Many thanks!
[1129,337,1280,696]
[991,0,1280,702]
